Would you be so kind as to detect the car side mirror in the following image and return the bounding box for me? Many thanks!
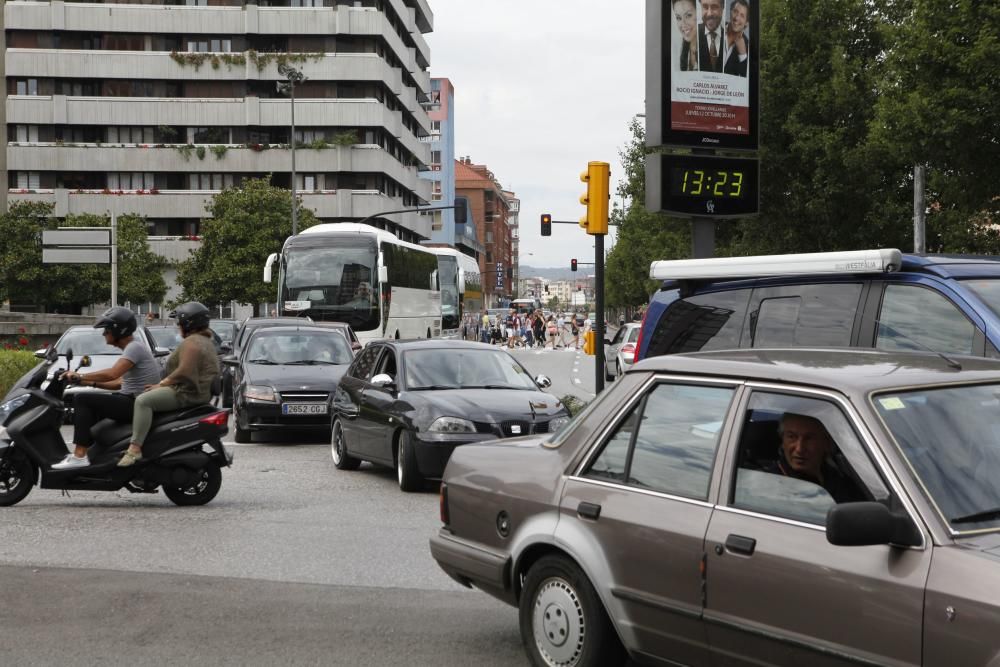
[351,341,363,352]
[154,346,171,358]
[826,502,921,547]
[371,374,396,391]
[605,338,613,346]
[219,344,232,354]
[535,374,552,389]
[222,357,240,367]
[35,348,48,359]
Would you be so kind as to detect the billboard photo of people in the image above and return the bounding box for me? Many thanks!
[666,0,756,144]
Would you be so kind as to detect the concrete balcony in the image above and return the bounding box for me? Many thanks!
[3,3,426,88]
[8,188,426,230]
[5,49,404,91]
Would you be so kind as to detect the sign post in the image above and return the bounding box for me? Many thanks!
[42,226,117,305]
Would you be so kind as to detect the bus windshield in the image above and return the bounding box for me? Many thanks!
[280,243,380,331]
[438,255,459,331]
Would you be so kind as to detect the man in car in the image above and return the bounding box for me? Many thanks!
[346,282,373,310]
[757,412,865,503]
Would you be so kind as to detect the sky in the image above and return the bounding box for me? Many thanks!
[424,1,646,270]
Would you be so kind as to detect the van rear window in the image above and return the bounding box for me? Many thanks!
[646,289,751,357]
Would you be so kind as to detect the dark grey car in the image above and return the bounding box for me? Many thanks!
[431,348,1000,667]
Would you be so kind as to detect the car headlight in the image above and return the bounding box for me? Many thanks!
[244,385,276,402]
[428,416,476,433]
[548,416,571,432]
[0,394,31,425]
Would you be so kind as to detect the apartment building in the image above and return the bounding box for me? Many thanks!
[419,76,480,259]
[455,156,512,306]
[3,0,434,244]
[503,188,519,291]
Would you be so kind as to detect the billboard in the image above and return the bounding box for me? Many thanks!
[647,0,759,150]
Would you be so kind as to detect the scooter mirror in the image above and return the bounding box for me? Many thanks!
[65,348,74,364]
[79,355,91,368]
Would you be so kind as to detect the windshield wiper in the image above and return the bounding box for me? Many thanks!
[463,384,529,390]
[248,358,276,365]
[950,508,1000,525]
[409,385,459,391]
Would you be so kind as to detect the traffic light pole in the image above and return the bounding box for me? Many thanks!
[594,234,606,395]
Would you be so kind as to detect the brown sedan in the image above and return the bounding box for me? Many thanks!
[430,348,1000,667]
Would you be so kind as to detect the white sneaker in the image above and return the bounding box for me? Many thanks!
[51,454,89,470]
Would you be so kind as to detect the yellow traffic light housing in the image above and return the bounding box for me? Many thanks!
[579,161,610,236]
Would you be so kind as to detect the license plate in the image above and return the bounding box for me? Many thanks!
[281,403,328,415]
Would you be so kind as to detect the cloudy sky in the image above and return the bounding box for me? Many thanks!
[425,1,646,269]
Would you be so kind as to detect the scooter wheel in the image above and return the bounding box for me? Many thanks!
[0,450,35,507]
[163,465,222,506]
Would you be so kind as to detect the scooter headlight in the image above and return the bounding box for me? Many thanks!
[0,394,31,425]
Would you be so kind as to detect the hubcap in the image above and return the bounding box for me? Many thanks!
[532,577,585,666]
[0,462,22,494]
[180,469,210,496]
[331,423,343,463]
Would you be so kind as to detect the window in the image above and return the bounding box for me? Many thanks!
[188,174,234,190]
[15,125,39,143]
[583,383,735,500]
[15,172,41,189]
[648,289,751,357]
[749,284,863,348]
[430,150,441,165]
[108,173,154,190]
[877,284,975,356]
[192,127,229,144]
[301,174,317,191]
[349,345,382,380]
[15,79,39,96]
[731,392,885,525]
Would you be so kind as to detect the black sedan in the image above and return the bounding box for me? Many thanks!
[220,316,311,407]
[225,325,354,443]
[330,340,570,492]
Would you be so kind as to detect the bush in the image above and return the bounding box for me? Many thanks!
[560,394,590,417]
[0,350,40,399]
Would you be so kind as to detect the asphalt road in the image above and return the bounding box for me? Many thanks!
[0,341,600,666]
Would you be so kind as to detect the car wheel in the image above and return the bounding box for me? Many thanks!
[616,361,622,378]
[233,404,251,444]
[222,385,233,409]
[519,555,625,667]
[330,418,361,470]
[396,431,423,492]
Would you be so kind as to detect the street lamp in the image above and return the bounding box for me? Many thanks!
[277,63,306,236]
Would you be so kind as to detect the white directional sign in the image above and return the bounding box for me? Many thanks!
[42,248,111,264]
[42,229,111,246]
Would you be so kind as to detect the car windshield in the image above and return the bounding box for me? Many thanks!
[245,331,352,365]
[873,382,1000,531]
[56,329,123,355]
[404,349,538,391]
[149,326,183,350]
[212,322,237,345]
[627,327,640,343]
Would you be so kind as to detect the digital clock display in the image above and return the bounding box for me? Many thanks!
[656,154,759,217]
[670,168,745,198]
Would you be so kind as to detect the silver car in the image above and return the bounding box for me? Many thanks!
[603,323,640,380]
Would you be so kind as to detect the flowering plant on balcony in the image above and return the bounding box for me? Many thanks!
[180,235,202,241]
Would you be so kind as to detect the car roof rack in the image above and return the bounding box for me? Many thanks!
[649,249,903,282]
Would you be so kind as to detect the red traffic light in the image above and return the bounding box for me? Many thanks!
[571,258,578,272]
[541,213,552,237]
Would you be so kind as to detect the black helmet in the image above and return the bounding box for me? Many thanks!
[171,301,211,334]
[94,306,137,340]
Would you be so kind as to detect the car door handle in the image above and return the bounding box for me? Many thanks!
[577,502,601,521]
[724,534,757,556]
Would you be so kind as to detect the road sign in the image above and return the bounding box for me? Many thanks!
[42,248,111,264]
[42,229,111,246]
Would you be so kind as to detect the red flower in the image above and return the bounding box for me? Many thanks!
[42,342,50,348]
[3,343,11,350]
[18,337,28,346]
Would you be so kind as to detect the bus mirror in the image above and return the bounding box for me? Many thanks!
[263,253,278,284]
[431,270,438,290]
[458,268,466,294]
[378,265,388,284]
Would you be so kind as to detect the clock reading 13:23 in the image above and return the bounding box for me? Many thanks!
[671,168,745,198]
[656,154,759,217]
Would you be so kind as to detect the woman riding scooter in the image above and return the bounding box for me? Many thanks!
[52,307,163,470]
[118,302,220,467]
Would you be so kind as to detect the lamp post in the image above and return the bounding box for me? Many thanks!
[277,63,306,236]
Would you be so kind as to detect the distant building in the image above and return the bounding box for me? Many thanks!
[456,157,513,306]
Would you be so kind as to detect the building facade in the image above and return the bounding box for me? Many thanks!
[455,157,512,306]
[3,0,434,244]
[503,188,519,294]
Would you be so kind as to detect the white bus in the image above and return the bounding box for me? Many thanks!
[264,223,442,344]
[431,247,483,336]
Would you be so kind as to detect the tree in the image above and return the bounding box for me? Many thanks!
[63,213,167,306]
[605,118,689,308]
[0,202,106,312]
[177,178,319,309]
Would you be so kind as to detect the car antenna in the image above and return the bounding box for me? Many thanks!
[875,321,962,371]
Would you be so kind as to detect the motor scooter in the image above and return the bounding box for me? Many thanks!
[0,346,232,507]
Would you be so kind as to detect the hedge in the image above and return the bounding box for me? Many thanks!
[0,350,41,399]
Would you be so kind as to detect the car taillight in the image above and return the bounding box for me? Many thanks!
[634,310,649,361]
[439,483,450,525]
[199,411,229,427]
[622,343,635,355]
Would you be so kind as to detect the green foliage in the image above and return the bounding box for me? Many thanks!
[606,118,689,308]
[175,144,195,161]
[169,50,247,71]
[176,178,320,308]
[0,350,40,398]
[331,131,357,147]
[559,394,590,417]
[246,50,322,72]
[308,138,331,150]
[195,145,207,160]
[211,144,228,159]
[0,202,107,311]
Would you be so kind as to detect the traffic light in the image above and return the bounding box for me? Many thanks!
[540,213,552,237]
[579,161,610,236]
[571,258,578,272]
